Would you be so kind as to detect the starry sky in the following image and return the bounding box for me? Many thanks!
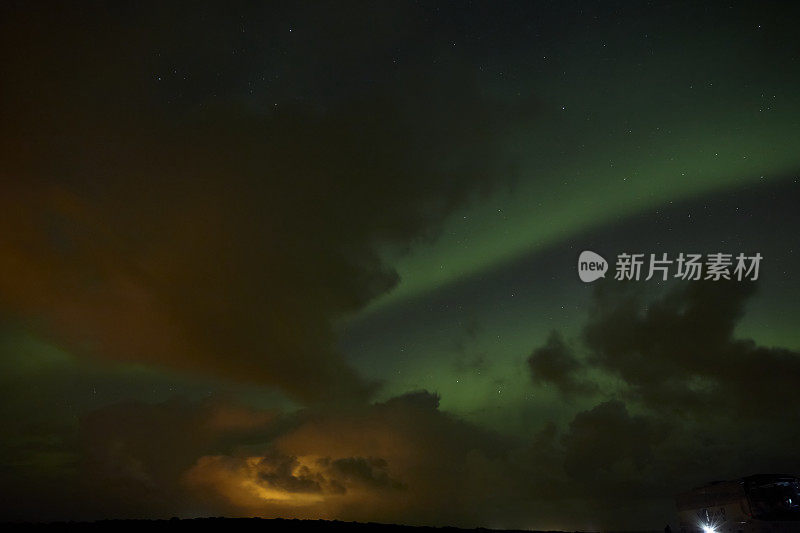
[2,1,800,529]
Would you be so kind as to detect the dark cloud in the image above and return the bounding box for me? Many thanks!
[0,4,532,403]
[189,452,405,512]
[521,280,800,526]
[562,400,665,489]
[583,281,800,419]
[324,457,403,491]
[0,391,505,525]
[528,280,800,421]
[528,331,597,397]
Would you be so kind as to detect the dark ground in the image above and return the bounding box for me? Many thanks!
[3,518,599,533]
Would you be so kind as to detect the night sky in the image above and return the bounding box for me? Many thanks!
[2,1,800,529]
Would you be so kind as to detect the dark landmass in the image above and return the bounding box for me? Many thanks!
[2,518,599,533]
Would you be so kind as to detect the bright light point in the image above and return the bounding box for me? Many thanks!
[702,525,717,533]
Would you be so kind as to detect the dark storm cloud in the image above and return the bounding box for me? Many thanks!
[86,390,611,528]
[0,3,532,402]
[583,281,800,418]
[528,331,597,397]
[323,457,403,491]
[528,280,800,419]
[4,391,507,525]
[522,280,800,525]
[68,387,690,528]
[561,400,667,491]
[0,392,280,521]
[73,389,671,528]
